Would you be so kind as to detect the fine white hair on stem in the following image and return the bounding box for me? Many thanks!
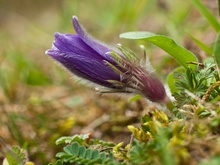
[164,84,175,102]
[139,45,154,74]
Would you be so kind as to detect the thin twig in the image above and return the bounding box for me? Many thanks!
[0,137,9,154]
[186,62,204,68]
[81,114,110,133]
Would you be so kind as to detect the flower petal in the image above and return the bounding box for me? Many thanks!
[72,16,120,61]
[53,33,101,59]
[46,49,120,87]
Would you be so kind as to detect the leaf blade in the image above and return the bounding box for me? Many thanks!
[213,32,220,71]
[191,0,220,32]
[188,33,213,56]
[120,32,198,69]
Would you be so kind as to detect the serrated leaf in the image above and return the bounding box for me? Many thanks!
[120,32,197,69]
[53,142,121,165]
[130,139,149,164]
[166,67,185,94]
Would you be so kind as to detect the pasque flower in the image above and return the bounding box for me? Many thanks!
[46,16,166,102]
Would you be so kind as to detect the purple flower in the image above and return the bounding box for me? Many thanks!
[46,16,166,103]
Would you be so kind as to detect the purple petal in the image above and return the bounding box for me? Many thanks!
[53,33,105,61]
[46,49,120,87]
[72,16,119,61]
[46,16,166,103]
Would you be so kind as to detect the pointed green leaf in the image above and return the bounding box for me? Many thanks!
[191,0,220,32]
[188,33,213,56]
[129,94,142,102]
[213,32,220,70]
[120,32,197,69]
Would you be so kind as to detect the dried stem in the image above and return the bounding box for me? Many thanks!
[202,81,220,101]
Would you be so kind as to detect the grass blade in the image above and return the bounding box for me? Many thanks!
[188,33,213,56]
[219,0,220,17]
[213,32,220,74]
[191,0,220,32]
[120,31,198,69]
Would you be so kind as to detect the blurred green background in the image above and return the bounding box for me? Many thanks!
[0,0,217,164]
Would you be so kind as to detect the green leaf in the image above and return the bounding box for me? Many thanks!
[92,150,100,159]
[85,149,92,160]
[89,139,115,148]
[78,146,86,158]
[120,32,197,69]
[100,153,106,160]
[55,133,90,145]
[200,155,220,165]
[188,33,213,56]
[53,142,125,165]
[191,0,220,32]
[213,32,220,70]
[6,146,26,165]
[166,66,186,94]
[64,143,79,156]
[130,139,149,164]
[129,94,142,102]
[219,0,220,16]
[55,152,67,158]
[55,160,63,165]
